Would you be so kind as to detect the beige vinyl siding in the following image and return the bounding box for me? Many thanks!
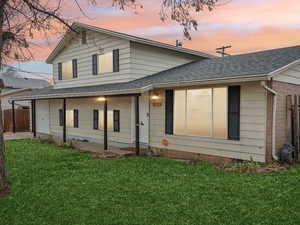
[53,30,131,89]
[51,30,205,89]
[274,63,300,84]
[149,81,267,162]
[130,42,201,80]
[49,97,132,146]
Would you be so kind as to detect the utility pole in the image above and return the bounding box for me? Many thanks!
[216,45,232,57]
[176,40,183,47]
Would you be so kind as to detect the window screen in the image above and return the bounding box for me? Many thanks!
[174,87,227,138]
[62,61,73,79]
[99,110,113,131]
[98,52,113,73]
[66,110,74,127]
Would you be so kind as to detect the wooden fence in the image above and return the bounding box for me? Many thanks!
[3,109,30,132]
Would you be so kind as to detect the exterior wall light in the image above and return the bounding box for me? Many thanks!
[151,93,162,107]
[97,97,106,102]
[151,94,160,100]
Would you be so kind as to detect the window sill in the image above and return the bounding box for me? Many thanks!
[94,128,114,132]
[165,133,231,141]
[95,72,115,75]
[60,78,77,81]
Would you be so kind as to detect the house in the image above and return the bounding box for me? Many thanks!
[0,69,49,132]
[10,22,300,163]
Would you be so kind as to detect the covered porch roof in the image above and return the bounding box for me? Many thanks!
[9,74,268,101]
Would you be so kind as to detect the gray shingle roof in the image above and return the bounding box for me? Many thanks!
[46,22,214,63]
[136,44,300,85]
[0,70,50,89]
[11,45,300,100]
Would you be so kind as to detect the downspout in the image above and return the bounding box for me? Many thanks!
[261,81,279,161]
[148,91,151,151]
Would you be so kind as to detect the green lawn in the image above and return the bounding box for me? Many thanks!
[1,140,300,225]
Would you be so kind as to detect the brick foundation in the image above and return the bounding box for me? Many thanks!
[151,147,234,164]
[266,80,300,162]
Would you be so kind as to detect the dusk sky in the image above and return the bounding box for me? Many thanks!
[11,0,300,76]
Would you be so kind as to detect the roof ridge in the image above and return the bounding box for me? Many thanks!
[228,44,300,58]
[73,22,214,58]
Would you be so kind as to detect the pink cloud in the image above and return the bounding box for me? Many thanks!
[21,0,300,61]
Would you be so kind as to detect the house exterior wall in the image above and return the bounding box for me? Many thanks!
[273,63,300,85]
[48,97,133,147]
[130,42,200,80]
[36,100,50,135]
[51,30,201,89]
[265,80,300,162]
[2,95,16,110]
[33,81,269,162]
[53,30,131,89]
[1,88,30,110]
[148,81,267,162]
[266,63,300,161]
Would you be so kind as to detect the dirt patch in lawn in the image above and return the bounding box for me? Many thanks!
[90,152,120,159]
[217,161,289,174]
[0,184,10,199]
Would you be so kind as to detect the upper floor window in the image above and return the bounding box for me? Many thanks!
[99,52,113,73]
[58,59,77,80]
[173,87,227,138]
[62,61,72,79]
[92,49,119,75]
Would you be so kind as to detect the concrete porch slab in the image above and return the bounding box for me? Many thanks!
[106,148,136,157]
[4,132,33,140]
[72,140,135,157]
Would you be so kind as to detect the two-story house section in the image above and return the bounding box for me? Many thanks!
[48,23,211,89]
[11,22,300,163]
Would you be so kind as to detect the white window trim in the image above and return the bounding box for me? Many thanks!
[173,87,228,139]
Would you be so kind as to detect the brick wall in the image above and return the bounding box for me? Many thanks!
[266,80,300,162]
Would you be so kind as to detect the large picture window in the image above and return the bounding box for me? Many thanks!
[98,52,113,73]
[174,87,227,138]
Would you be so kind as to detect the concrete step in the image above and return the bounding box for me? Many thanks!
[107,149,136,157]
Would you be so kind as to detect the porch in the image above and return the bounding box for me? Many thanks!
[11,92,145,156]
[4,132,33,140]
[69,138,135,157]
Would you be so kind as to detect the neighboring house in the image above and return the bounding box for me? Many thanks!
[10,22,300,163]
[1,69,49,132]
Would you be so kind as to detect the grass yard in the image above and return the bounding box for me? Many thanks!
[1,140,300,225]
